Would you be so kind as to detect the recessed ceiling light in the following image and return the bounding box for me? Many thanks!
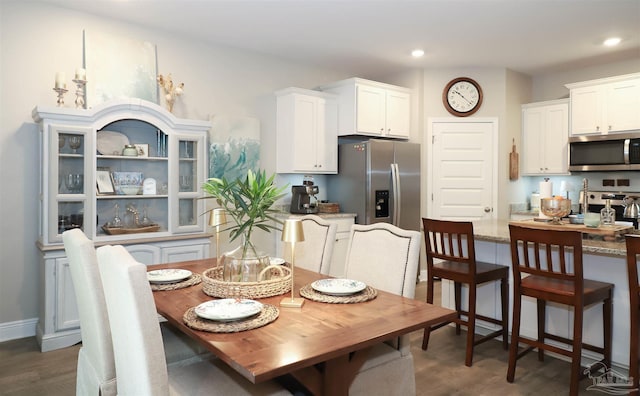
[603,37,621,47]
[411,49,425,58]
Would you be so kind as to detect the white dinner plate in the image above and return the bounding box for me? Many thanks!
[96,130,130,155]
[270,257,285,265]
[311,278,367,296]
[147,269,192,284]
[194,299,263,322]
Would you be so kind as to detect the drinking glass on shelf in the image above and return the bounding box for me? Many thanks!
[64,174,84,193]
[68,136,82,154]
[179,175,193,192]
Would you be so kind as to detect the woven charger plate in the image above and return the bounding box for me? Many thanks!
[202,266,291,299]
[299,284,377,304]
[183,304,279,333]
[150,274,202,291]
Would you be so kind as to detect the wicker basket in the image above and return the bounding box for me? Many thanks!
[202,265,291,299]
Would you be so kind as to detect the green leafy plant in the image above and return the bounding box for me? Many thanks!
[202,169,287,258]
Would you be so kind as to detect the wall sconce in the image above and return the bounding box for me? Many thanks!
[209,208,227,266]
[280,219,305,308]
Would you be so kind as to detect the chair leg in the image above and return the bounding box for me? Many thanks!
[569,305,584,396]
[421,276,436,351]
[507,289,522,383]
[603,296,612,369]
[537,299,546,362]
[465,284,477,367]
[500,277,509,350]
[631,304,640,395]
[455,282,462,335]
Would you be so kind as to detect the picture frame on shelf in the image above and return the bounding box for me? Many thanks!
[96,168,115,194]
[134,143,149,157]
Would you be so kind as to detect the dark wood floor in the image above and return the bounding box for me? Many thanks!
[0,281,598,395]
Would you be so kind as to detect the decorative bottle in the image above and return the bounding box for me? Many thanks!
[600,198,615,226]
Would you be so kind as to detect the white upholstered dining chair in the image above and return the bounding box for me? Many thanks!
[283,214,337,274]
[342,222,421,396]
[62,229,210,396]
[96,244,291,396]
[63,229,117,396]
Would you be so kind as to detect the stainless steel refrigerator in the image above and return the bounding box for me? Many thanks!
[326,139,421,231]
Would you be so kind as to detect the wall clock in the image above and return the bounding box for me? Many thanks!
[442,77,483,117]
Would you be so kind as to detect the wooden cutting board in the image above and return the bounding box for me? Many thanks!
[509,138,518,180]
[510,219,633,237]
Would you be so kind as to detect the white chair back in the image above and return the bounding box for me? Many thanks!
[62,229,117,396]
[97,244,170,396]
[344,223,421,298]
[284,214,337,274]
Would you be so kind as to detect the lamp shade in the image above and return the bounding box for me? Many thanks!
[281,219,304,243]
[209,208,227,227]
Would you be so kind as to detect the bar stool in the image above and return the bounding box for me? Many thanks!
[508,224,613,396]
[421,218,509,367]
[626,234,640,394]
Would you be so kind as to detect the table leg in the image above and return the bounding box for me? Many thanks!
[291,347,372,396]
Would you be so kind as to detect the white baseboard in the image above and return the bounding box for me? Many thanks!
[419,269,428,282]
[0,318,38,342]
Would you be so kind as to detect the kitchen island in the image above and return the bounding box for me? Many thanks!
[442,219,632,370]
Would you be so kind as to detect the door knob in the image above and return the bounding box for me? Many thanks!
[484,207,491,213]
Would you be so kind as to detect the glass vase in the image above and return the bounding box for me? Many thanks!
[221,236,271,283]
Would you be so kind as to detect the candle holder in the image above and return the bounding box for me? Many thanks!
[280,219,305,308]
[72,79,87,109]
[53,87,68,107]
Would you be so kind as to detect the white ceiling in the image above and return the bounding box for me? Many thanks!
[40,0,640,77]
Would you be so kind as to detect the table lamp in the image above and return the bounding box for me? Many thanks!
[280,219,305,308]
[209,208,227,266]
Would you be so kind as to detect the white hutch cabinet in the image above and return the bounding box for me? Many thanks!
[275,88,338,174]
[566,73,640,136]
[319,78,411,139]
[521,99,569,175]
[32,99,212,352]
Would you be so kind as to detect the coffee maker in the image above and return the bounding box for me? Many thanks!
[290,185,319,214]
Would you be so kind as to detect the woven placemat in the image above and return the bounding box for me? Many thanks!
[183,304,279,333]
[150,274,202,291]
[299,284,377,304]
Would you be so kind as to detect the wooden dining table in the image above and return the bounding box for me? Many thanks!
[150,258,456,396]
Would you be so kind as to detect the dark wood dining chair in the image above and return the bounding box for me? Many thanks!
[421,218,509,367]
[508,224,613,396]
[626,234,640,395]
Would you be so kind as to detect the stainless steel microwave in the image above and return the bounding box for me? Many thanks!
[569,132,640,171]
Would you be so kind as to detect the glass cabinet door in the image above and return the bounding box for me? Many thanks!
[175,136,205,232]
[49,125,92,243]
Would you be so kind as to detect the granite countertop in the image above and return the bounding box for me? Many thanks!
[274,212,357,219]
[472,218,631,257]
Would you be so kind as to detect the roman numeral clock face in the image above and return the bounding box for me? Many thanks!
[443,77,483,117]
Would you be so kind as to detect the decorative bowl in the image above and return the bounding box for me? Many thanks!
[120,186,141,195]
[541,197,572,224]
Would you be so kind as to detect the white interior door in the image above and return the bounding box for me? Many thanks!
[428,118,498,220]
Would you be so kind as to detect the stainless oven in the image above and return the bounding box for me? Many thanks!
[585,190,639,228]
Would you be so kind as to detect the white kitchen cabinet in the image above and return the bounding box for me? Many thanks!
[566,73,640,136]
[276,88,338,174]
[32,99,213,352]
[521,99,569,175]
[319,78,411,139]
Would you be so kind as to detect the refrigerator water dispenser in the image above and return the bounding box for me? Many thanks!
[375,190,389,218]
